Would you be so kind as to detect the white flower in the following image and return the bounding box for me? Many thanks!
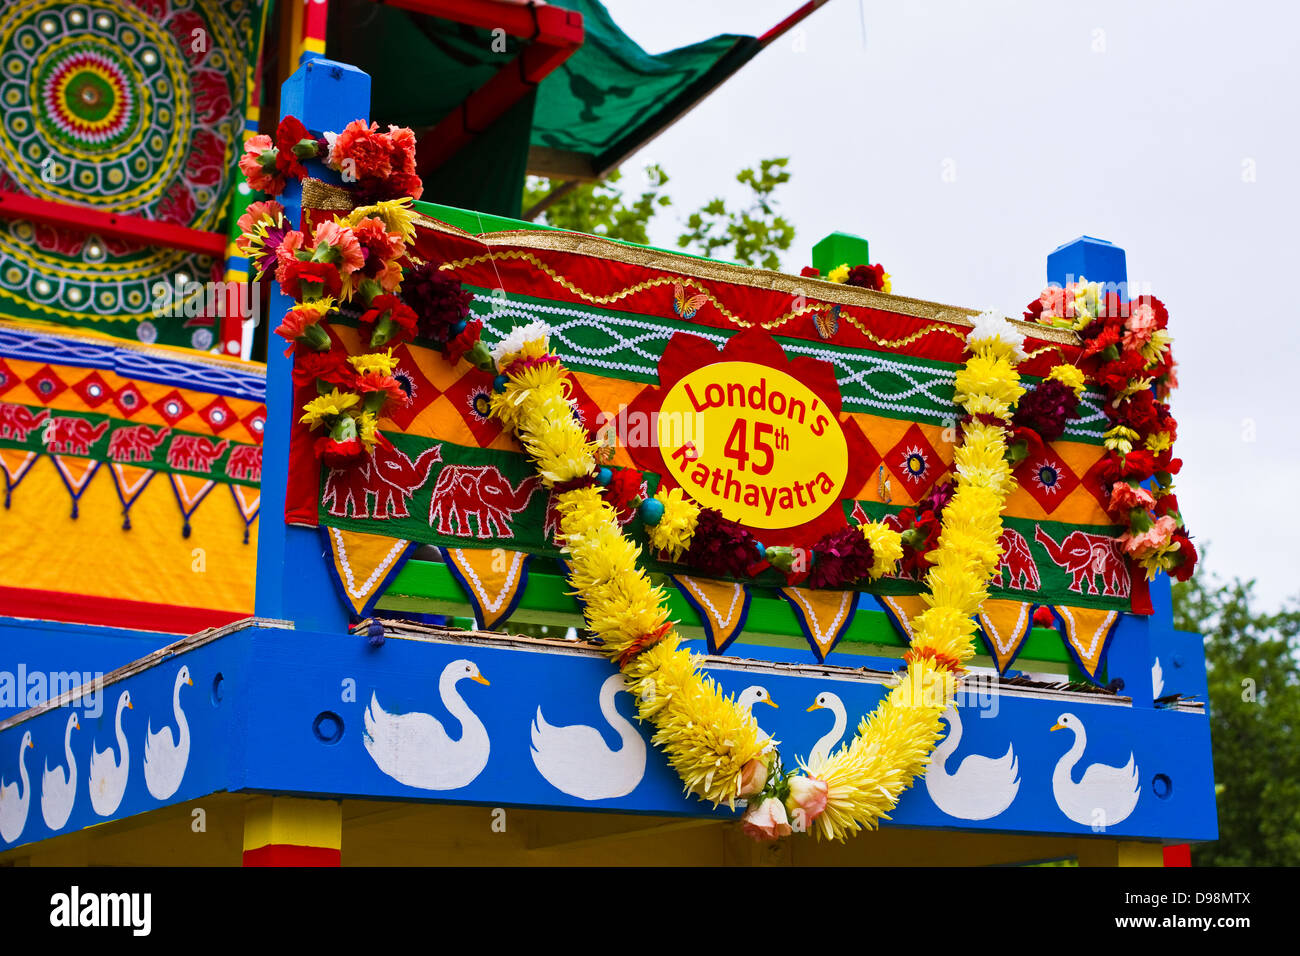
[967,309,1027,361]
[489,320,552,365]
[322,130,339,169]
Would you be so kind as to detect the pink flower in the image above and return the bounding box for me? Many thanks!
[742,797,792,842]
[238,134,286,195]
[786,776,828,827]
[1123,303,1158,349]
[329,120,392,180]
[1121,514,1178,557]
[275,230,306,269]
[737,758,768,798]
[236,200,285,237]
[312,220,365,277]
[1108,481,1156,514]
[1039,286,1067,317]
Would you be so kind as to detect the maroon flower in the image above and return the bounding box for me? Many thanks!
[684,508,761,578]
[845,263,886,291]
[401,261,474,345]
[1013,378,1080,443]
[807,526,875,589]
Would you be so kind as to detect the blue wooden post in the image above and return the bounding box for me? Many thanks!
[253,59,371,632]
[1047,237,1167,707]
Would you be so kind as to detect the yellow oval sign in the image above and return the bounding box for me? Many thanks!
[657,361,848,530]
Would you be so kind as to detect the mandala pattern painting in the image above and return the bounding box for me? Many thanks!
[0,0,266,348]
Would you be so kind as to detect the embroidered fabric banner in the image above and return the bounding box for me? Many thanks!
[778,587,859,662]
[442,547,533,630]
[976,598,1034,675]
[0,322,263,628]
[299,212,1146,617]
[669,574,751,655]
[323,527,416,620]
[1052,605,1122,685]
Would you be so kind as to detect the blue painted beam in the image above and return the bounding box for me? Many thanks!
[0,619,1217,850]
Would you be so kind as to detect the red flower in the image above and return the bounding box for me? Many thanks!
[1168,531,1198,581]
[277,258,342,301]
[314,435,366,468]
[444,318,484,365]
[1078,320,1122,361]
[274,116,312,179]
[330,120,393,180]
[800,266,821,278]
[292,347,354,390]
[1112,389,1160,433]
[1032,606,1056,629]
[354,370,410,410]
[602,468,645,522]
[359,294,419,347]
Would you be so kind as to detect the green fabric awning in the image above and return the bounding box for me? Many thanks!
[328,0,759,215]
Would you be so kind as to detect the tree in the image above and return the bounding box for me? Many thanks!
[522,166,672,246]
[1172,559,1300,866]
[524,158,795,269]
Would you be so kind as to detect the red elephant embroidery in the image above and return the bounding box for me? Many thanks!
[322,443,442,519]
[428,466,540,539]
[167,435,229,472]
[1034,525,1130,598]
[995,528,1041,591]
[0,404,49,441]
[43,417,109,455]
[108,424,170,463]
[226,444,262,482]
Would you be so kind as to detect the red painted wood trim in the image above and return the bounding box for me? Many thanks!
[1163,844,1192,867]
[0,191,228,258]
[398,0,584,177]
[757,0,832,46]
[379,0,583,44]
[243,844,342,867]
[303,0,329,47]
[0,585,245,635]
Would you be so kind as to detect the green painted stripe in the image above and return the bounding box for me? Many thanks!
[378,559,1072,665]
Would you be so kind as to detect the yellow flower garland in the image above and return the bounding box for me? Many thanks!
[488,314,1024,839]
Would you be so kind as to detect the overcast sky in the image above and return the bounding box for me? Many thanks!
[601,0,1300,610]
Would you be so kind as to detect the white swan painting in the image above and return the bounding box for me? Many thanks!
[364,659,491,791]
[925,705,1020,820]
[40,712,80,831]
[806,691,848,766]
[144,665,192,801]
[88,690,132,817]
[1152,657,1165,699]
[1050,712,1141,828]
[531,674,647,800]
[737,685,778,742]
[0,731,35,843]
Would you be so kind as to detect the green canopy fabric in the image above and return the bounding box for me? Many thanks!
[328,0,758,216]
[530,0,758,172]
